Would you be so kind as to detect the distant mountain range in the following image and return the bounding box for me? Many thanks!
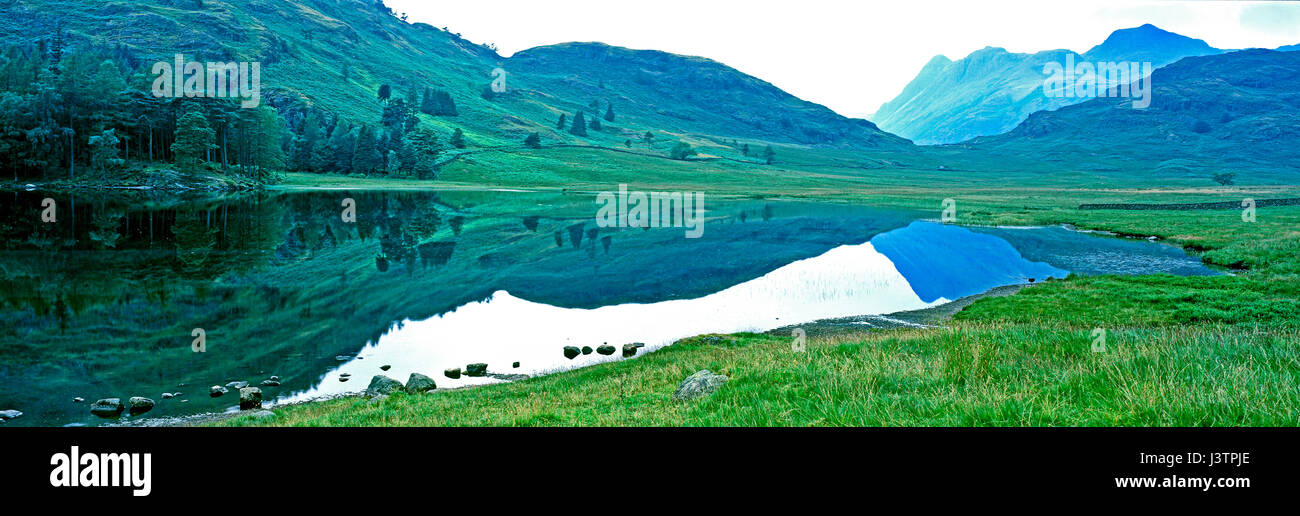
[972,48,1300,174]
[872,25,1222,145]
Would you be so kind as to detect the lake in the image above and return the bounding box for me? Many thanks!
[0,189,1216,426]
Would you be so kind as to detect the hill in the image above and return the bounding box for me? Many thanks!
[871,25,1221,145]
[968,49,1300,177]
[0,0,911,186]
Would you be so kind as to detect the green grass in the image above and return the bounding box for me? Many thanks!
[217,201,1300,427]
[223,325,1300,427]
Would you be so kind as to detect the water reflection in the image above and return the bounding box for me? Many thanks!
[0,190,1213,426]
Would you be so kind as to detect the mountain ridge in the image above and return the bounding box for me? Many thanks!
[872,24,1223,145]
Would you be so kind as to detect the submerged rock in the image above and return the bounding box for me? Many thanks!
[622,344,639,357]
[225,381,249,390]
[127,397,155,415]
[672,370,729,402]
[563,346,581,359]
[465,363,488,377]
[366,375,404,396]
[444,368,462,379]
[72,397,85,403]
[90,398,124,418]
[0,410,21,420]
[239,387,263,410]
[405,373,437,393]
[596,345,616,355]
[161,393,175,399]
[210,386,228,397]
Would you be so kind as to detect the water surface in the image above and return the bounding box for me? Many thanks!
[0,190,1214,426]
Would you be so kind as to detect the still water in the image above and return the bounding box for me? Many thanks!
[0,190,1215,426]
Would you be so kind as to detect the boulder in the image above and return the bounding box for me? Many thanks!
[260,379,280,387]
[90,398,124,418]
[366,375,404,396]
[0,410,21,420]
[444,368,462,379]
[127,397,155,415]
[225,381,249,389]
[405,373,437,393]
[596,345,616,355]
[672,370,729,402]
[339,376,350,382]
[622,343,639,357]
[512,361,520,368]
[380,365,391,371]
[248,410,276,421]
[563,346,581,359]
[582,346,593,355]
[465,363,488,377]
[239,387,263,410]
[209,386,228,397]
[161,392,175,399]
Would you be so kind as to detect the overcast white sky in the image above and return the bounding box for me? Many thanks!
[385,0,1300,119]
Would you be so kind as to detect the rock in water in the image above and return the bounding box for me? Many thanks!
[596,345,616,355]
[90,398,124,418]
[0,410,21,420]
[380,365,391,371]
[260,379,280,387]
[239,387,263,410]
[209,386,228,397]
[672,370,729,402]
[127,397,155,415]
[465,363,488,377]
[225,381,249,389]
[444,368,462,379]
[161,392,175,399]
[512,362,520,368]
[582,346,593,355]
[563,346,581,359]
[366,375,404,396]
[72,397,85,403]
[405,373,437,393]
[622,343,639,357]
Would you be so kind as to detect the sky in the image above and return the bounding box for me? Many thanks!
[385,0,1300,119]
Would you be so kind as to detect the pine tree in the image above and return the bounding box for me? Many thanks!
[172,108,216,172]
[378,84,392,102]
[763,145,775,165]
[404,126,441,179]
[450,128,466,148]
[524,132,541,148]
[604,103,615,122]
[556,113,567,130]
[352,125,382,174]
[589,116,601,131]
[569,111,587,136]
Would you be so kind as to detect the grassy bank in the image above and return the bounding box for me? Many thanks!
[217,197,1300,427]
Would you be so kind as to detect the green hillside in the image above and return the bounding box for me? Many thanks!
[972,49,1300,180]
